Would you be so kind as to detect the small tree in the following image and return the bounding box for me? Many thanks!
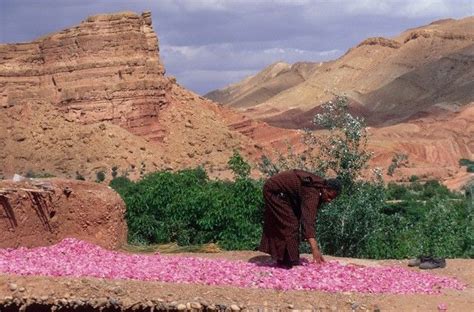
[228,150,251,179]
[259,95,371,188]
[312,95,372,186]
[387,153,408,176]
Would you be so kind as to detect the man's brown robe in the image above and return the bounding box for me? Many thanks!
[259,169,326,263]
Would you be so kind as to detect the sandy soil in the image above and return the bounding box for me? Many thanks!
[0,250,472,311]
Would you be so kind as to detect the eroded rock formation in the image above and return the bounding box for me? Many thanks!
[0,178,127,249]
[0,12,261,180]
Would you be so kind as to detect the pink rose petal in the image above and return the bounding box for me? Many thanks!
[0,238,466,294]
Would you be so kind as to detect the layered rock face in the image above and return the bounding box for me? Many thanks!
[0,12,262,180]
[0,12,169,142]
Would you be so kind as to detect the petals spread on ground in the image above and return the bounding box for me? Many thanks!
[0,239,465,294]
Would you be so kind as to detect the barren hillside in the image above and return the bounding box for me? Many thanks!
[205,61,320,108]
[207,16,474,129]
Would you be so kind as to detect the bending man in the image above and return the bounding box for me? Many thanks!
[259,169,341,268]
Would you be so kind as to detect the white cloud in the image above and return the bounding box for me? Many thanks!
[303,0,472,18]
[161,43,343,92]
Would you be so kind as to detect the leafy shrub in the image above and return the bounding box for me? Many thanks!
[459,159,474,173]
[25,170,55,178]
[228,150,251,179]
[317,181,387,258]
[111,166,264,249]
[258,96,371,188]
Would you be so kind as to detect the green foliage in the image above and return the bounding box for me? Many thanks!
[317,181,387,257]
[316,180,471,259]
[258,96,371,188]
[459,159,474,173]
[228,150,251,179]
[459,158,474,166]
[25,170,55,178]
[387,153,408,176]
[95,171,106,183]
[112,160,471,258]
[312,96,372,186]
[109,176,134,194]
[111,167,264,249]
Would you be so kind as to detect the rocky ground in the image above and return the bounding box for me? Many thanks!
[0,251,472,311]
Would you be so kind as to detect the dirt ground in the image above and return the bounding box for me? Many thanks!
[0,250,472,311]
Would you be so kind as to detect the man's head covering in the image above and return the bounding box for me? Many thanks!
[325,178,342,195]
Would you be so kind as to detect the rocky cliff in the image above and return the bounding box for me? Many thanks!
[1,12,167,141]
[0,12,261,180]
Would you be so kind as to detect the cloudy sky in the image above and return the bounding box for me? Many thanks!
[1,0,472,94]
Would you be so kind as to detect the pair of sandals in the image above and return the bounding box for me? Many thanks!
[408,256,446,269]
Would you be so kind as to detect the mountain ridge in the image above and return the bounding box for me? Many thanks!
[206,16,474,129]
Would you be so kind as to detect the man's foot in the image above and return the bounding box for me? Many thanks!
[408,255,433,267]
[419,258,446,269]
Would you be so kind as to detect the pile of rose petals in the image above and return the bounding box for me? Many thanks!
[0,238,465,294]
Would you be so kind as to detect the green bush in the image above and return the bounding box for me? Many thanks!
[317,181,387,258]
[111,165,471,259]
[25,170,55,178]
[459,159,474,173]
[111,167,264,249]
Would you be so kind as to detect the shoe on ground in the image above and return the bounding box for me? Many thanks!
[419,258,446,269]
[408,255,433,267]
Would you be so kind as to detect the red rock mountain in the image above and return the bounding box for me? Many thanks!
[0,12,266,180]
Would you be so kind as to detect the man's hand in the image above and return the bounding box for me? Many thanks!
[307,237,325,264]
[312,250,325,264]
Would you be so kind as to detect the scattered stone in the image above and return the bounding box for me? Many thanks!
[191,302,202,309]
[176,303,187,310]
[231,304,241,311]
[8,283,18,291]
[112,286,125,296]
[18,287,25,292]
[109,298,120,306]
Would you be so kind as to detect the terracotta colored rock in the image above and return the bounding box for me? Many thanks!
[0,178,127,250]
